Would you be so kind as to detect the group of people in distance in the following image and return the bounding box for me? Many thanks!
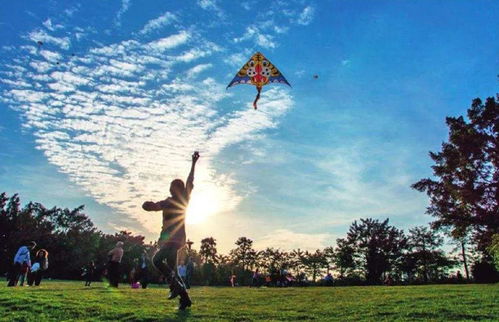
[7,241,49,287]
[6,152,200,311]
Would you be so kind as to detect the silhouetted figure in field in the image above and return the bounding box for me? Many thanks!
[185,257,194,289]
[251,268,260,287]
[108,241,124,287]
[8,241,36,287]
[456,270,464,283]
[142,151,199,310]
[28,249,49,286]
[83,261,96,286]
[136,251,150,289]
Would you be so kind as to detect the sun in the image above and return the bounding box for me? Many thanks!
[186,189,221,225]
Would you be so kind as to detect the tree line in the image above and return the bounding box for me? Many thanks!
[1,95,498,285]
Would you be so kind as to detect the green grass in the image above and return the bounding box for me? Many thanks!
[0,281,497,321]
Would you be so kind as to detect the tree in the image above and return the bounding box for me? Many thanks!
[301,249,328,282]
[407,226,453,282]
[257,248,289,275]
[200,237,218,264]
[412,96,499,252]
[323,246,335,274]
[334,238,356,278]
[230,237,257,271]
[487,234,499,271]
[345,218,407,284]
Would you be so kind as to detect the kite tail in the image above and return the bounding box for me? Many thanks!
[253,87,262,110]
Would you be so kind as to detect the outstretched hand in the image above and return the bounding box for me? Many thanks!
[192,151,200,163]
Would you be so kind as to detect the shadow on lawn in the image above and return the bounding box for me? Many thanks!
[173,309,191,321]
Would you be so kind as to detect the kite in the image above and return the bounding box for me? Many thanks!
[226,52,290,109]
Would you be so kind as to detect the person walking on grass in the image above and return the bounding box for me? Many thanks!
[83,261,96,286]
[108,241,124,287]
[27,249,49,286]
[142,151,199,310]
[8,241,36,287]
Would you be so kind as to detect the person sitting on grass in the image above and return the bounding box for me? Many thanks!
[142,151,199,311]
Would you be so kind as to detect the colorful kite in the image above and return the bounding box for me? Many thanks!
[226,52,290,109]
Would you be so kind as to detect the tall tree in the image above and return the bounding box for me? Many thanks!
[412,96,499,252]
[334,238,356,278]
[229,237,257,271]
[407,226,448,282]
[301,249,328,281]
[200,237,218,264]
[345,218,407,284]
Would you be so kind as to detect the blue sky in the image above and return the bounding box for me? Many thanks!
[1,0,498,252]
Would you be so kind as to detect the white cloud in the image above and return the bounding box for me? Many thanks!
[139,12,176,35]
[254,229,333,251]
[28,29,70,49]
[297,6,315,26]
[197,0,224,17]
[146,31,190,52]
[233,26,277,49]
[42,19,53,31]
[186,63,212,78]
[114,0,131,27]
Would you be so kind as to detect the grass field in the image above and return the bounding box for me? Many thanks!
[0,281,497,321]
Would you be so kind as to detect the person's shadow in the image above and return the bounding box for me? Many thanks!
[174,309,191,321]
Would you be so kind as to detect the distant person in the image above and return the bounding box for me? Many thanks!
[83,261,96,286]
[28,249,49,286]
[251,269,259,287]
[384,274,393,286]
[108,241,124,287]
[265,275,271,287]
[230,274,236,287]
[8,241,36,287]
[137,251,150,289]
[456,270,463,283]
[185,257,194,289]
[324,273,334,286]
[142,151,199,310]
[178,261,187,286]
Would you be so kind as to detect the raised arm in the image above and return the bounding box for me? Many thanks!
[186,151,200,197]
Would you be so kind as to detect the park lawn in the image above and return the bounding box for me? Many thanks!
[0,281,497,321]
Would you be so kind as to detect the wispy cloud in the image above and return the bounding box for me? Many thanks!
[233,26,277,49]
[138,12,176,35]
[114,0,131,27]
[197,0,225,18]
[297,6,315,25]
[27,29,70,49]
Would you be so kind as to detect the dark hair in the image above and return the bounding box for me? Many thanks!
[36,249,48,258]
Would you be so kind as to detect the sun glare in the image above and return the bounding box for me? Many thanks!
[186,189,221,225]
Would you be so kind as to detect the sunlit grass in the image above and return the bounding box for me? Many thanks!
[0,280,497,321]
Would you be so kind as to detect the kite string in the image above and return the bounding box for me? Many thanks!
[253,86,262,110]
